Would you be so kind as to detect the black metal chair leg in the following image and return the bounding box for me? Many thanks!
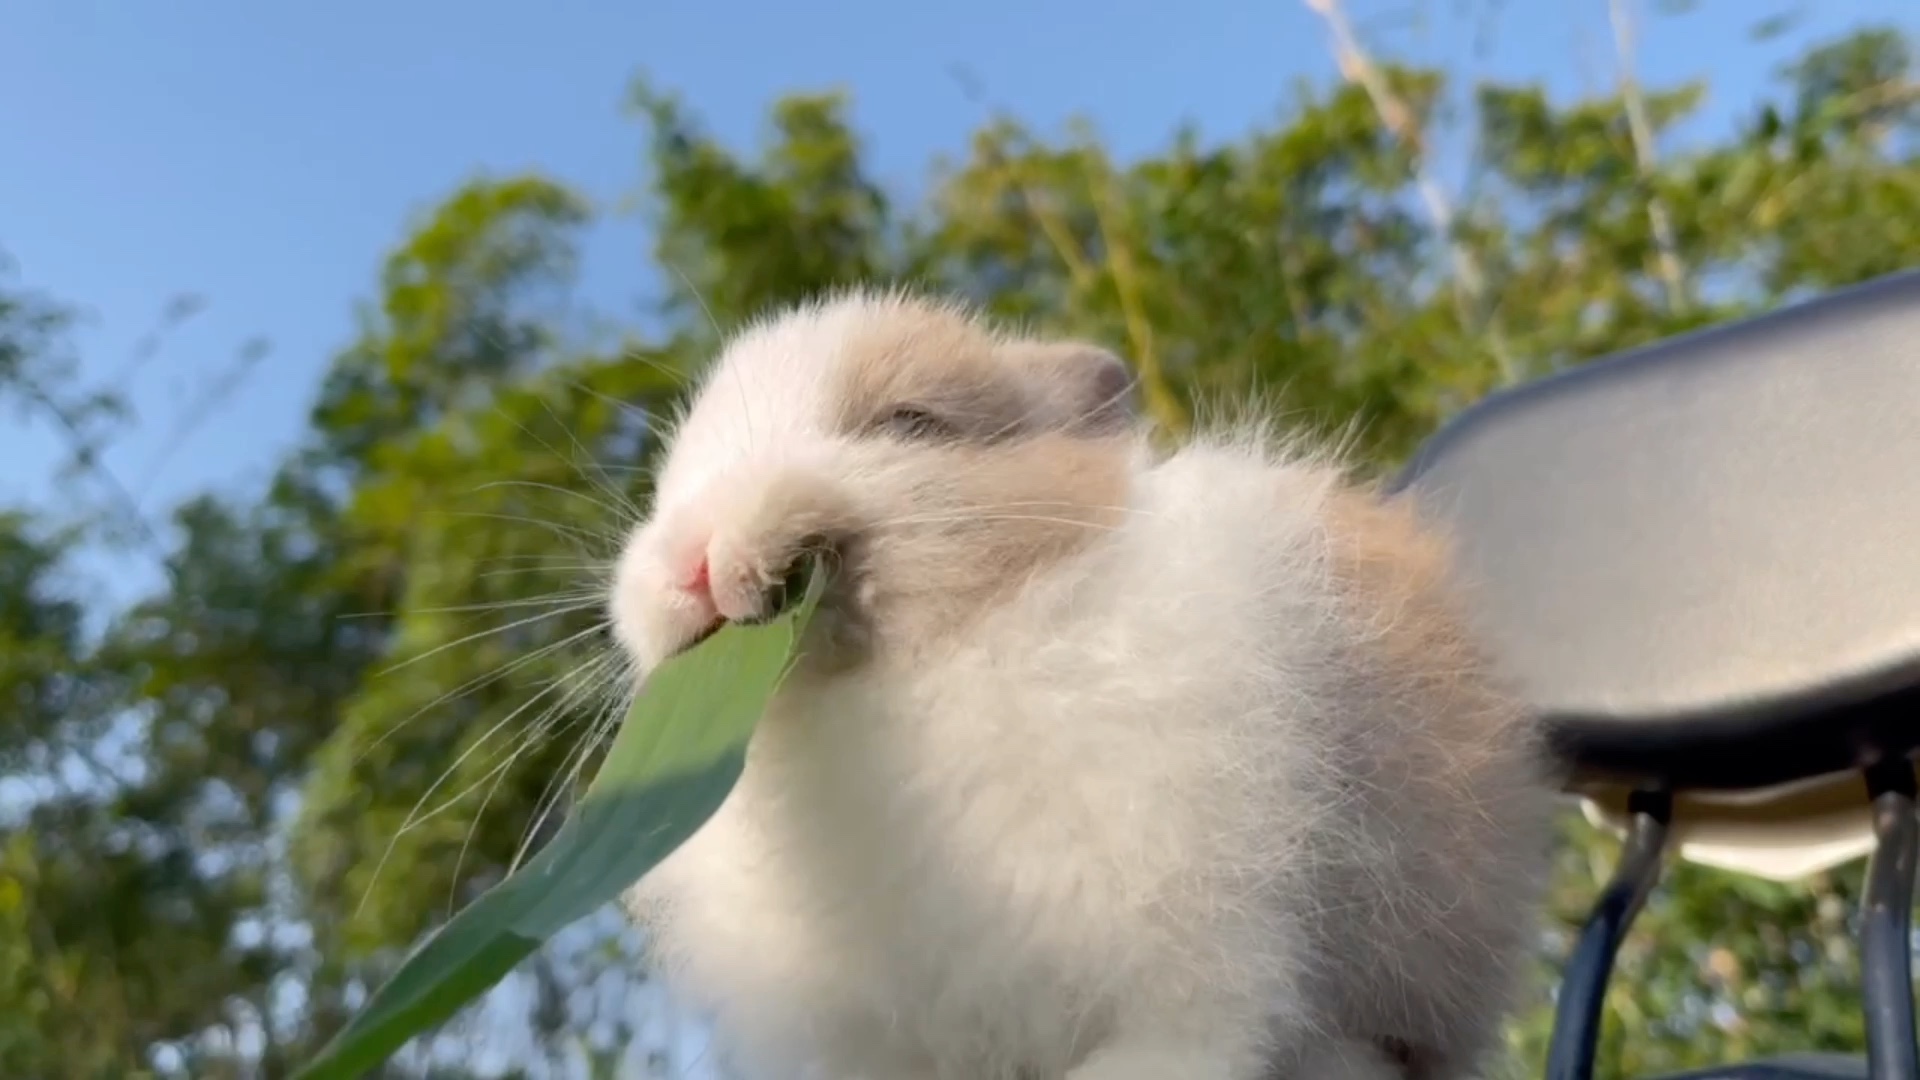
[1546,788,1673,1080]
[1862,759,1918,1080]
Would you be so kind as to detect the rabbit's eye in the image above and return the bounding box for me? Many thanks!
[880,406,957,441]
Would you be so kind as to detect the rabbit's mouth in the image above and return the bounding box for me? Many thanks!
[655,544,840,665]
[736,545,832,629]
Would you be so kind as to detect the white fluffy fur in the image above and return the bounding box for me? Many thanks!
[609,290,1552,1080]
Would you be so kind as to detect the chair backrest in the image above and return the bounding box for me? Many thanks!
[1393,269,1920,793]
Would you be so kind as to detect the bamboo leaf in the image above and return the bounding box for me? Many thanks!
[296,569,823,1079]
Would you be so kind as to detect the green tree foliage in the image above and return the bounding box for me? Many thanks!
[3,15,1918,1078]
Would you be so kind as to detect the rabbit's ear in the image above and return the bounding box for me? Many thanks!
[1004,341,1139,435]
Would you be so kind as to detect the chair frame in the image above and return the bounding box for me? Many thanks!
[1543,761,1917,1080]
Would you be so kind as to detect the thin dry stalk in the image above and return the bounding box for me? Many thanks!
[950,68,1188,433]
[1607,0,1690,313]
[1300,0,1517,385]
[998,147,1099,288]
[1081,151,1186,437]
[989,143,1185,434]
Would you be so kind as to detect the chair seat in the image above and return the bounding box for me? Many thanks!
[1653,1054,1865,1079]
[1395,270,1920,791]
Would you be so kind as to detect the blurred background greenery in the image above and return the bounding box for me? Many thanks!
[4,0,1919,1076]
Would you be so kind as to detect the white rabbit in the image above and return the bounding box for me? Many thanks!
[609,288,1551,1080]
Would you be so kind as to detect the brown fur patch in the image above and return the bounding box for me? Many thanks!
[1320,483,1531,774]
[998,341,1139,434]
[853,432,1135,659]
[825,297,1138,443]
[1315,482,1545,1077]
[828,301,1031,441]
[764,296,1145,668]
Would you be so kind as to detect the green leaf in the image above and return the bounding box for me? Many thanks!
[295,569,824,1080]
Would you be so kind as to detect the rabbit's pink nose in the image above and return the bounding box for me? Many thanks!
[682,556,713,601]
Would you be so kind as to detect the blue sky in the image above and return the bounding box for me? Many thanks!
[2,0,1909,554]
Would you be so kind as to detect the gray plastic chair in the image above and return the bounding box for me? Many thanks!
[1394,269,1920,1080]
